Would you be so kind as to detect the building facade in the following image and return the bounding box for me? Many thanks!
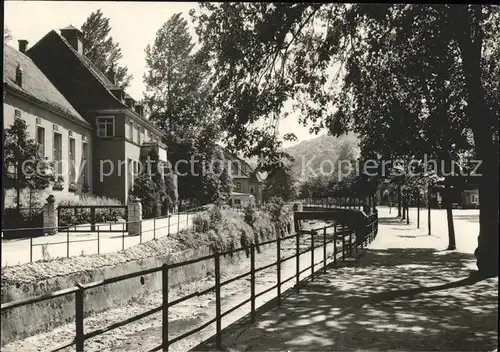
[3,43,93,198]
[24,26,169,203]
[224,151,263,205]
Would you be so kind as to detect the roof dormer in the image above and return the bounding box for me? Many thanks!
[125,97,135,109]
[135,104,144,117]
[15,64,23,87]
[110,88,124,102]
[60,25,84,55]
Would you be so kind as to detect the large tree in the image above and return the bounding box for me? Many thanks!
[144,13,217,142]
[4,27,12,42]
[143,13,231,205]
[81,9,132,89]
[193,4,499,277]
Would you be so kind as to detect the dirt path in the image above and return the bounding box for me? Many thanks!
[2,220,353,352]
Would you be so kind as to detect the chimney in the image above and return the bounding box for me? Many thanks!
[15,64,23,87]
[60,25,84,55]
[18,40,28,54]
[106,67,116,85]
[135,105,144,117]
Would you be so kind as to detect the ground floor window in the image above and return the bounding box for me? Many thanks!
[36,126,45,156]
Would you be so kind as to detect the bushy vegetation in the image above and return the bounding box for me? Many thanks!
[57,194,124,228]
[176,201,293,256]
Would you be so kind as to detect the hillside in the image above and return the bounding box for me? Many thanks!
[284,132,360,181]
[240,132,359,182]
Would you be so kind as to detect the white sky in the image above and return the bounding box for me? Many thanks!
[4,1,323,147]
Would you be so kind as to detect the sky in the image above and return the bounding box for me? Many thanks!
[4,1,323,147]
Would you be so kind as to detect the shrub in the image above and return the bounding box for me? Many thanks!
[192,213,211,233]
[208,204,223,224]
[57,194,123,227]
[243,204,257,226]
[131,174,155,218]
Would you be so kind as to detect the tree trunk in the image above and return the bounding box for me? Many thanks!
[428,185,431,235]
[397,185,402,217]
[452,3,498,277]
[406,196,410,225]
[417,193,420,229]
[444,184,456,250]
[16,162,21,212]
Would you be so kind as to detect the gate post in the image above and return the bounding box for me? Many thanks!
[128,199,142,236]
[43,195,58,235]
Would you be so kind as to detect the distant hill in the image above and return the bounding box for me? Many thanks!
[284,132,360,181]
[239,132,359,182]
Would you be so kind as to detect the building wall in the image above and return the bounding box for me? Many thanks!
[3,92,93,199]
[462,189,479,207]
[124,140,142,202]
[232,178,262,204]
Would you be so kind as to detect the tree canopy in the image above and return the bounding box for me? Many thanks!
[81,9,133,89]
[193,4,499,277]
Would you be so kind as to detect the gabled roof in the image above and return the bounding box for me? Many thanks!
[218,146,263,183]
[3,44,89,127]
[28,29,162,135]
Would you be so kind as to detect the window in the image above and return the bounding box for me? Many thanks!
[127,158,134,191]
[234,199,241,205]
[471,195,479,203]
[53,132,63,176]
[82,142,89,183]
[127,119,134,140]
[97,117,114,137]
[136,124,141,144]
[69,137,76,183]
[250,186,255,194]
[141,127,145,143]
[236,182,241,191]
[37,126,45,156]
[14,109,22,120]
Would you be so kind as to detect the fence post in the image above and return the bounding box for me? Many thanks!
[311,231,315,281]
[355,230,358,254]
[349,231,353,257]
[75,284,85,352]
[323,227,327,273]
[140,222,143,244]
[215,253,222,350]
[277,231,281,306]
[186,209,189,228]
[250,244,256,322]
[342,224,346,261]
[154,217,156,240]
[296,230,300,293]
[177,211,180,234]
[333,225,337,266]
[122,225,125,251]
[30,235,33,263]
[97,224,100,254]
[162,263,169,351]
[90,207,96,232]
[168,214,171,236]
[67,228,70,258]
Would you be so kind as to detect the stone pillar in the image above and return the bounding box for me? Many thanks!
[43,195,58,235]
[128,199,142,236]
